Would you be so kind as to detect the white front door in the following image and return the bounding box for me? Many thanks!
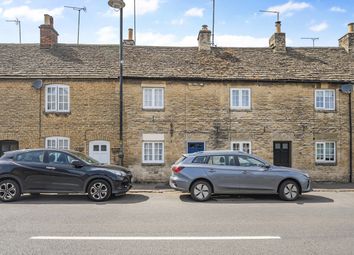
[89,141,110,164]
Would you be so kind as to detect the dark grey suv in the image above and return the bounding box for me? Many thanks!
[170,150,311,202]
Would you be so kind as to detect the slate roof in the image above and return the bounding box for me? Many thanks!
[0,43,353,83]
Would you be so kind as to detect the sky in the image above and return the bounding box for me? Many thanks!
[0,0,353,47]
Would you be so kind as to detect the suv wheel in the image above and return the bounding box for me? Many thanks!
[190,180,212,202]
[87,180,111,202]
[279,180,300,201]
[0,179,21,202]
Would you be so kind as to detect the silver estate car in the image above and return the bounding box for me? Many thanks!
[169,150,311,202]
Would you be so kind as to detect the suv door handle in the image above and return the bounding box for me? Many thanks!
[208,169,216,173]
[46,166,56,170]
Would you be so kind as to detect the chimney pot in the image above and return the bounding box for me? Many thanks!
[197,25,211,51]
[124,28,135,46]
[275,21,281,33]
[348,23,354,33]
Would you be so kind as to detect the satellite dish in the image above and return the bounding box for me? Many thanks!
[32,79,43,90]
[340,84,353,94]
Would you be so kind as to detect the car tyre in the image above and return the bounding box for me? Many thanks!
[0,179,21,202]
[190,180,212,202]
[279,180,300,201]
[87,179,111,202]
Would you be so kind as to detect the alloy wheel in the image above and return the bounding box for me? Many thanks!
[90,182,108,200]
[284,183,298,200]
[0,182,17,201]
[193,184,210,200]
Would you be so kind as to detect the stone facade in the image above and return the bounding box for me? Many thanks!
[0,79,121,162]
[123,80,353,182]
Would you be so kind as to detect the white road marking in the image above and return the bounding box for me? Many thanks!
[30,236,281,241]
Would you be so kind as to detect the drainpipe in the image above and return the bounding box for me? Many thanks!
[340,84,353,183]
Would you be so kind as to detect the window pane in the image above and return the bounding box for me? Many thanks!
[48,152,69,165]
[316,143,324,161]
[232,90,239,107]
[101,145,107,151]
[93,145,99,151]
[241,90,249,107]
[16,151,44,163]
[154,89,163,107]
[243,143,250,154]
[144,89,153,107]
[316,91,324,108]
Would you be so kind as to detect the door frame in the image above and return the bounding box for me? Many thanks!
[273,141,292,167]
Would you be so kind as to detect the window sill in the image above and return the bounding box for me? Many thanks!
[141,163,165,166]
[44,111,71,116]
[315,110,336,113]
[142,108,165,112]
[230,108,252,112]
[315,162,337,166]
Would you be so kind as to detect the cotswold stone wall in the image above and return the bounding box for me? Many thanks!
[0,79,121,163]
[124,80,352,182]
[0,79,352,182]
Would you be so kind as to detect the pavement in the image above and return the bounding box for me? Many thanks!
[1,191,354,255]
[131,182,354,193]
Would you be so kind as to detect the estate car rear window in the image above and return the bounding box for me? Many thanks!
[15,151,44,163]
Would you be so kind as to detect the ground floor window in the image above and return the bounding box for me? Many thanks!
[143,142,164,163]
[231,141,251,154]
[0,140,19,157]
[45,137,70,150]
[315,142,336,163]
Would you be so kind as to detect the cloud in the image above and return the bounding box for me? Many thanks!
[105,0,159,18]
[171,18,184,25]
[330,6,346,13]
[0,8,2,14]
[2,0,12,5]
[1,6,64,22]
[309,22,328,32]
[96,26,118,44]
[185,7,204,17]
[267,1,311,15]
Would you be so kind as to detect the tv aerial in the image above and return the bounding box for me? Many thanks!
[64,6,87,44]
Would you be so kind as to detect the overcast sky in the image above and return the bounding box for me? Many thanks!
[0,0,353,47]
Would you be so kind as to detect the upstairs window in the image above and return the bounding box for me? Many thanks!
[230,88,251,110]
[315,90,335,111]
[46,85,70,112]
[45,137,70,150]
[143,88,164,109]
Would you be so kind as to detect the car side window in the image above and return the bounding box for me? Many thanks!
[237,155,265,167]
[208,155,237,166]
[192,156,208,164]
[48,151,76,165]
[15,151,44,163]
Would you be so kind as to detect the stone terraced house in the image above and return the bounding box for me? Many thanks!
[0,15,353,182]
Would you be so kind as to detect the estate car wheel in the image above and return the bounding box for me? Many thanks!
[0,179,21,202]
[279,180,300,201]
[87,180,111,202]
[190,180,212,202]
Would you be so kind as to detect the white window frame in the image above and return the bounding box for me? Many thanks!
[231,141,252,154]
[45,85,70,113]
[315,141,336,163]
[143,88,164,109]
[142,141,164,164]
[45,137,70,150]
[315,89,335,111]
[230,88,251,110]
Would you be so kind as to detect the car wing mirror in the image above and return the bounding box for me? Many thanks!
[72,160,84,168]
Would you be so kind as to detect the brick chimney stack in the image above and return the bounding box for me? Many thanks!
[339,23,354,53]
[269,21,286,53]
[123,28,135,46]
[39,14,59,49]
[197,25,211,51]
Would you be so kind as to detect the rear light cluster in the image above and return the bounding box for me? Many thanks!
[172,165,184,173]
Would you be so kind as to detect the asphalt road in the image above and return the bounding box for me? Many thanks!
[0,191,353,255]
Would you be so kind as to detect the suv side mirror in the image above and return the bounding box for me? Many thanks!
[72,160,84,168]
